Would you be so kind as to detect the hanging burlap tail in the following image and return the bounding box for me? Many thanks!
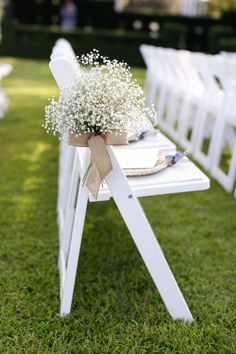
[87,135,112,199]
[68,130,128,200]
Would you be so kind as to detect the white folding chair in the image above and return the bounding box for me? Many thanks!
[0,63,12,79]
[190,53,224,170]
[209,92,236,192]
[140,45,169,115]
[208,57,236,192]
[140,44,156,106]
[140,46,205,149]
[173,50,204,150]
[159,48,205,145]
[49,54,210,322]
[159,48,188,141]
[140,45,176,131]
[153,48,181,132]
[0,62,12,119]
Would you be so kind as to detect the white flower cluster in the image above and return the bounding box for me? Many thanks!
[44,49,157,138]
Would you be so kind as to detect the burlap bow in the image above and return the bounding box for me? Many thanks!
[68,130,128,200]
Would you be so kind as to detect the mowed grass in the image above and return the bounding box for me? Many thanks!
[0,58,236,353]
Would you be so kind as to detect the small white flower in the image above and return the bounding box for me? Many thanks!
[44,50,157,137]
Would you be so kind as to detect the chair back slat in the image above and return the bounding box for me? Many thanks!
[49,55,79,90]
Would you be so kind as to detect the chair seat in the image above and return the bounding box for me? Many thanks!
[86,149,210,202]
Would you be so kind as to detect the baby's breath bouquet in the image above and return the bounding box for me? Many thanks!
[44,49,156,138]
[44,50,157,199]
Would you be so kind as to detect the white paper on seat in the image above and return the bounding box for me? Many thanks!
[127,158,203,187]
[91,152,210,202]
[115,148,159,169]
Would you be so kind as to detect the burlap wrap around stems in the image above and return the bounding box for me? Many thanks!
[68,130,128,200]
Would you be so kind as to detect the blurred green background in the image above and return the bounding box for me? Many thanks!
[1,0,236,66]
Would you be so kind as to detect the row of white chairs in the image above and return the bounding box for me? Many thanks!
[0,63,12,119]
[49,38,209,320]
[140,45,236,196]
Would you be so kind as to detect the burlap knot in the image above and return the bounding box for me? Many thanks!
[68,130,128,200]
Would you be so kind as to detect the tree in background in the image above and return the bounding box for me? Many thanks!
[209,0,236,18]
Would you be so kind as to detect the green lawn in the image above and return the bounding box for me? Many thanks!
[0,58,236,353]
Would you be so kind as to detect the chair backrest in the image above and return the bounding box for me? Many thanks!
[220,51,236,62]
[213,54,236,92]
[178,50,203,91]
[140,45,170,108]
[155,47,178,85]
[52,38,77,61]
[192,52,220,92]
[207,56,236,192]
[49,53,80,90]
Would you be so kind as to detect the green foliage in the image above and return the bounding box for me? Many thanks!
[208,25,235,53]
[209,0,236,18]
[0,20,158,66]
[0,20,189,66]
[220,37,236,53]
[160,22,187,49]
[0,58,236,352]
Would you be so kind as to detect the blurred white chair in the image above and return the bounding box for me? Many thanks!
[0,62,12,119]
[0,63,12,79]
[190,53,224,170]
[159,48,188,140]
[140,45,170,121]
[164,49,204,144]
[173,50,204,149]
[210,92,236,192]
[140,44,157,106]
[141,44,236,193]
[208,57,236,192]
[140,45,176,130]
[140,46,205,148]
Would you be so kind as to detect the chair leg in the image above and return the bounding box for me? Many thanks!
[61,154,80,259]
[60,184,88,316]
[106,146,193,322]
